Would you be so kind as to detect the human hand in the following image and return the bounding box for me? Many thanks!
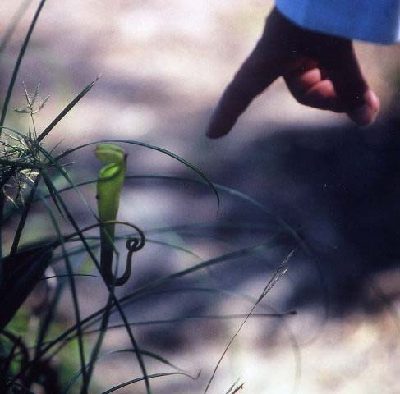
[207,7,380,139]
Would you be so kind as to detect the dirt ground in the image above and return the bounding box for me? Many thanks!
[1,1,400,393]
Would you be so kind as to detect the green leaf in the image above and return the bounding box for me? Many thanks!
[0,242,53,329]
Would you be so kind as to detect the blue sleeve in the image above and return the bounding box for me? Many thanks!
[275,0,400,44]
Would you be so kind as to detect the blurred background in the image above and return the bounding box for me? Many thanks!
[1,0,400,393]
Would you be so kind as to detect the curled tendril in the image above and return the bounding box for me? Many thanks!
[44,221,146,287]
[113,228,146,286]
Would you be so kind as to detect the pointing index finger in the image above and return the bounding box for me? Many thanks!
[206,9,288,138]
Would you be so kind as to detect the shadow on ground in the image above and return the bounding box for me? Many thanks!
[98,110,400,393]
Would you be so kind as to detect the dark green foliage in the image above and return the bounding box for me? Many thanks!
[0,242,53,329]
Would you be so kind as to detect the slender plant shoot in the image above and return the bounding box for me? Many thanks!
[95,143,127,285]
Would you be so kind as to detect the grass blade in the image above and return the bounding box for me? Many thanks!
[0,0,34,54]
[56,140,220,208]
[101,372,194,394]
[36,77,99,142]
[36,236,284,360]
[36,181,152,394]
[0,0,47,132]
[9,173,41,256]
[204,250,295,393]
[38,180,89,391]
